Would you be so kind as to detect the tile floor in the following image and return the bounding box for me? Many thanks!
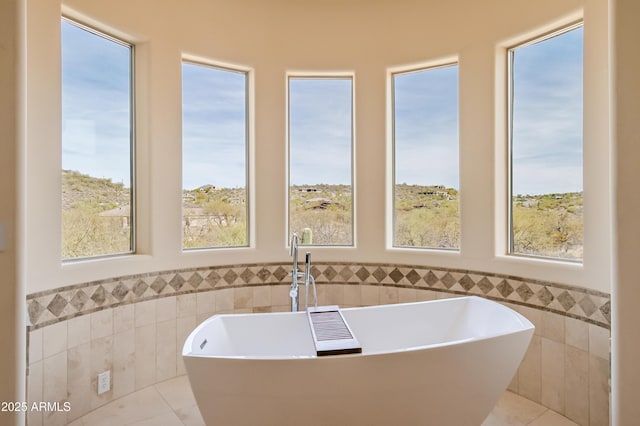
[68,375,578,426]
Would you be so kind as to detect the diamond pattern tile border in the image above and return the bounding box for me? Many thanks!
[26,262,611,330]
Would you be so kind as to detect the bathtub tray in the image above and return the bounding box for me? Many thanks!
[307,306,362,356]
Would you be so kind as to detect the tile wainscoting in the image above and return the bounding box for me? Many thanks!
[25,263,610,426]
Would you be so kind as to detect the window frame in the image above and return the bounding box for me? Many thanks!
[506,21,584,262]
[390,62,461,251]
[286,74,356,247]
[61,17,136,262]
[180,59,251,250]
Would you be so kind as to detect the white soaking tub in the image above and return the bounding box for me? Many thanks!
[182,296,534,426]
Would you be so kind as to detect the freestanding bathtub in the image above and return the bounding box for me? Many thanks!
[182,296,534,426]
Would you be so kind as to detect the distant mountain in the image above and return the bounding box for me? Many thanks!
[62,170,130,211]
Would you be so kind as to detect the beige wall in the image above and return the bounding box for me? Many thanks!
[23,0,610,294]
[19,0,639,423]
[611,0,640,423]
[0,0,16,404]
[0,0,25,424]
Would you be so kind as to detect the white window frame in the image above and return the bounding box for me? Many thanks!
[180,59,251,250]
[286,73,356,247]
[61,17,136,261]
[390,62,460,251]
[507,22,584,262]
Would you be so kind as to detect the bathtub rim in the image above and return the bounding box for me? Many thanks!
[182,295,534,360]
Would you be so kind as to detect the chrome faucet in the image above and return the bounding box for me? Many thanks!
[289,233,317,312]
[289,233,302,312]
[303,251,317,310]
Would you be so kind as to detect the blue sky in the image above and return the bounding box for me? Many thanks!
[394,64,459,189]
[61,20,132,186]
[289,78,352,185]
[62,20,583,195]
[511,26,583,196]
[182,63,247,189]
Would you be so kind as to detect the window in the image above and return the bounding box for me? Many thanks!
[288,77,354,246]
[509,24,583,261]
[392,64,460,249]
[61,19,134,260]
[182,62,249,249]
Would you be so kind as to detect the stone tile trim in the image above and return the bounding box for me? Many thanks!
[26,262,611,330]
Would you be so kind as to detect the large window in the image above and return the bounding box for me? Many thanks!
[509,24,583,261]
[288,77,354,246]
[392,64,460,249]
[182,62,248,249]
[61,19,134,260]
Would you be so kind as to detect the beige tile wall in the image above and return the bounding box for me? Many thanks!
[26,265,611,426]
[503,302,610,426]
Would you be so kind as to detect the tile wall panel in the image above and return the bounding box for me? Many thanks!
[26,263,611,330]
[25,262,611,425]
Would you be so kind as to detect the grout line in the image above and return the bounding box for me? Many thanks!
[153,381,175,412]
[526,408,549,424]
[152,377,194,426]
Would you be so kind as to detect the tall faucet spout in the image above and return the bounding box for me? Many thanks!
[304,252,317,309]
[290,233,298,259]
[290,233,315,312]
[290,233,299,312]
